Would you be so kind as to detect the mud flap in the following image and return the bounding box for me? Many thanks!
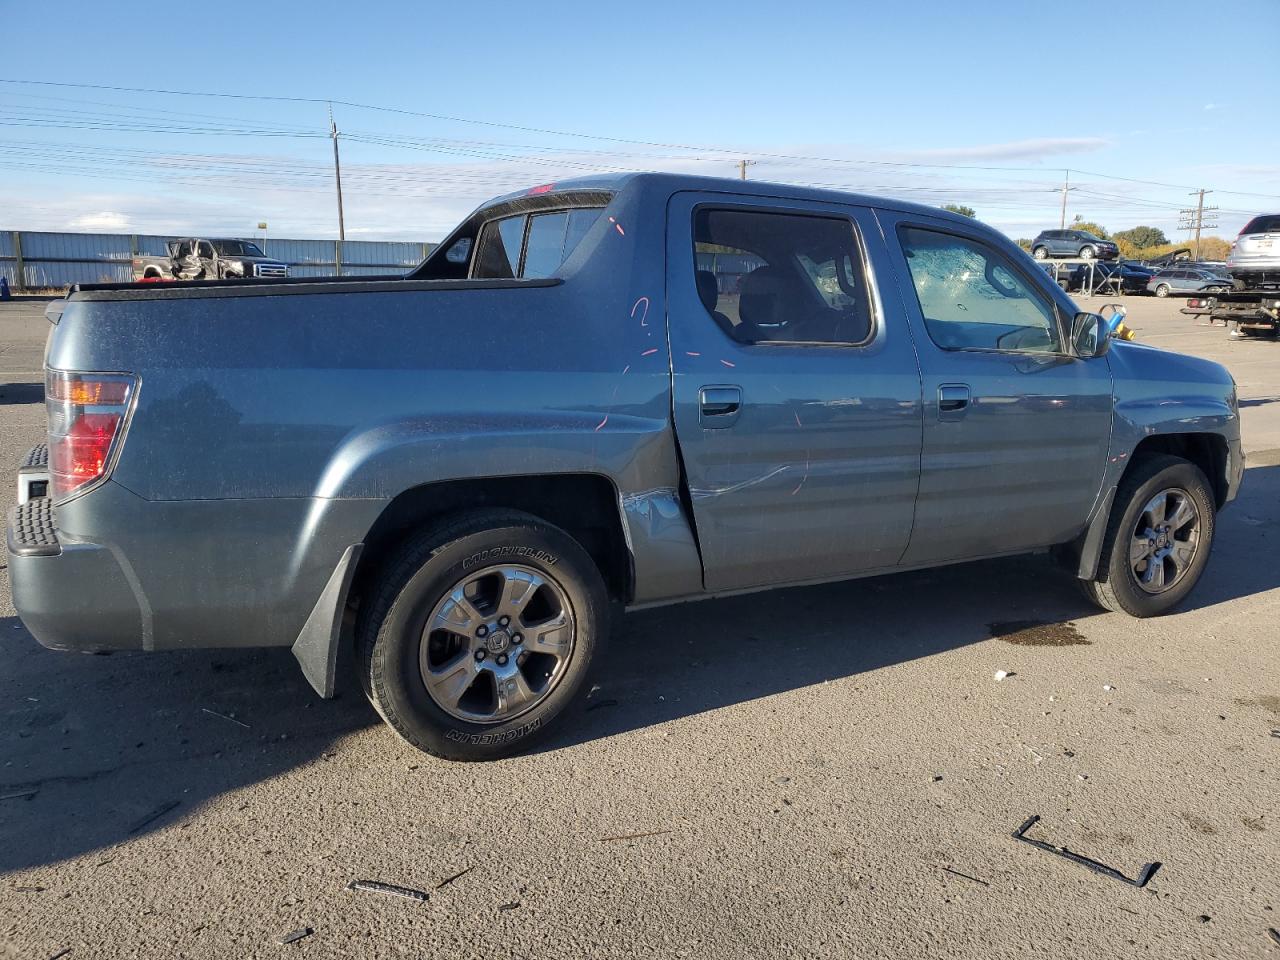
[291,544,362,698]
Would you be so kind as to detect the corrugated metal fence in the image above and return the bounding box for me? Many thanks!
[0,231,435,288]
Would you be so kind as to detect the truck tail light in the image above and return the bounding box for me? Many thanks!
[47,371,136,502]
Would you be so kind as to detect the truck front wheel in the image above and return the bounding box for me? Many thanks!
[357,510,609,760]
[1080,455,1215,617]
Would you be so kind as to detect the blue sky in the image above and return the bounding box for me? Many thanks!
[1,0,1277,241]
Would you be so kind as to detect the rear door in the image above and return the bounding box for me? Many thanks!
[665,191,923,592]
[875,210,1113,565]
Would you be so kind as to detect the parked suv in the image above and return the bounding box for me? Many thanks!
[1226,214,1280,289]
[1031,229,1120,261]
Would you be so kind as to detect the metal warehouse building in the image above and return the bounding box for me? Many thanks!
[0,231,435,288]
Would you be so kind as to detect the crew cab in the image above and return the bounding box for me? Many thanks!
[8,174,1243,760]
[132,238,289,281]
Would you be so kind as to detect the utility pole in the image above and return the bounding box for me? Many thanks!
[1059,169,1077,229]
[1178,189,1218,260]
[329,102,346,277]
[738,160,756,180]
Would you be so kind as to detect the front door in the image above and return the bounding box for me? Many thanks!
[665,192,924,593]
[875,211,1113,565]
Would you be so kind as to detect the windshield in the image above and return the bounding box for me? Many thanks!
[1077,231,1103,242]
[211,240,265,257]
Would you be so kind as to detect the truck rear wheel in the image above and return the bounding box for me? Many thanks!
[1080,455,1215,617]
[357,510,609,760]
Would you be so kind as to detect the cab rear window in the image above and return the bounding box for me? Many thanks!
[473,208,603,279]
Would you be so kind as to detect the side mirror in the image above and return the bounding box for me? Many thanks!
[1071,311,1110,358]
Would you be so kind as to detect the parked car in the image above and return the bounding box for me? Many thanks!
[1227,214,1280,290]
[1031,229,1120,261]
[8,174,1243,760]
[1067,260,1152,295]
[132,238,289,282]
[1147,267,1233,297]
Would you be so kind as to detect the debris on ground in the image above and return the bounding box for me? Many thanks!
[44,949,71,960]
[1012,815,1160,888]
[346,880,429,903]
[597,829,673,842]
[1267,928,1280,947]
[585,699,619,712]
[940,866,989,886]
[994,670,1012,682]
[128,800,180,835]
[277,928,313,945]
[435,867,474,890]
[201,707,250,729]
[15,885,46,893]
[498,901,521,912]
[1103,685,1115,692]
[0,788,39,802]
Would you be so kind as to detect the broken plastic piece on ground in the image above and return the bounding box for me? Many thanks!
[201,707,250,729]
[994,670,1012,682]
[498,901,521,912]
[435,866,473,890]
[0,789,39,802]
[346,880,429,903]
[597,829,672,842]
[1267,928,1280,947]
[128,800,180,835]
[940,866,989,886]
[277,928,313,946]
[1012,815,1160,888]
[44,949,71,960]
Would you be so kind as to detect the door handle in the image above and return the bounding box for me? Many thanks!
[699,385,742,425]
[938,384,971,419]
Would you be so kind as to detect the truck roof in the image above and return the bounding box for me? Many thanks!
[482,171,981,226]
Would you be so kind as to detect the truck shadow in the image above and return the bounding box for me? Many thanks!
[1,464,1276,874]
[0,382,43,405]
[543,462,1280,752]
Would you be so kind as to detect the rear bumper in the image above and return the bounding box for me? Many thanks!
[7,471,383,656]
[8,500,146,652]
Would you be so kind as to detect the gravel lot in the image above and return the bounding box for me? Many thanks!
[1,293,1278,959]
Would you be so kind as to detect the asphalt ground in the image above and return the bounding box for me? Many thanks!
[1,292,1278,959]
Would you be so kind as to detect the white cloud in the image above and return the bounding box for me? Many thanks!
[1203,103,1218,111]
[69,211,130,230]
[906,137,1109,162]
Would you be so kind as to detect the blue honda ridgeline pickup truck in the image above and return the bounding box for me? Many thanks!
[7,174,1243,760]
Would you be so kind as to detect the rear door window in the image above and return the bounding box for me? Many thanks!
[692,208,873,345]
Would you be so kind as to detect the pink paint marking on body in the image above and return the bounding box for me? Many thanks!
[641,348,659,357]
[791,455,811,496]
[719,359,736,368]
[595,414,609,432]
[631,296,650,326]
[794,412,803,428]
[685,351,701,357]
[608,216,626,237]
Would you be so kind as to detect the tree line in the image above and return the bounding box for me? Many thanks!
[942,206,1231,261]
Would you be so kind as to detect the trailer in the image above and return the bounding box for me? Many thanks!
[1180,290,1280,337]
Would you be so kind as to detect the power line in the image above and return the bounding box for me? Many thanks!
[8,77,1276,199]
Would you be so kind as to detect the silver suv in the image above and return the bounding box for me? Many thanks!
[1227,214,1280,288]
